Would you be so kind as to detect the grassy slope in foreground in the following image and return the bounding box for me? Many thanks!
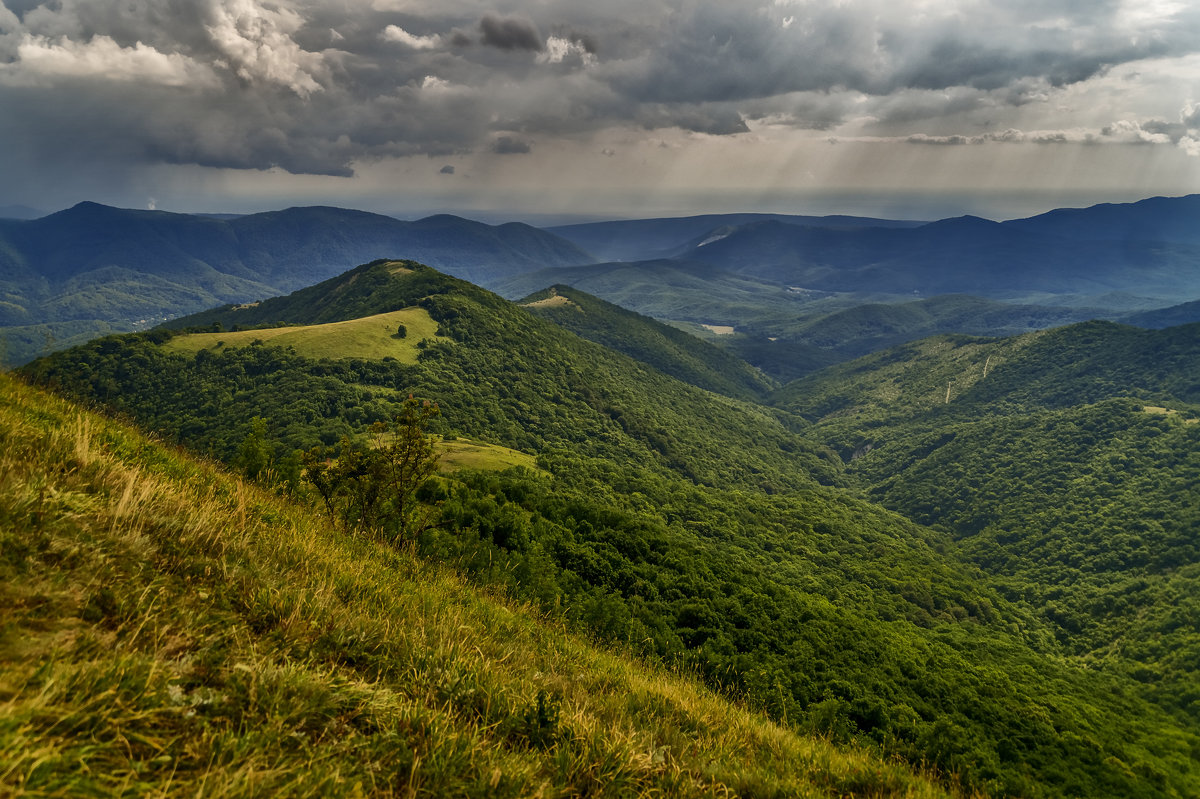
[0,372,963,798]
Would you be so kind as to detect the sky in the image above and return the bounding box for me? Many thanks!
[1,0,1199,222]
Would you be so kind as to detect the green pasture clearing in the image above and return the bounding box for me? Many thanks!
[435,437,541,472]
[1142,404,1199,423]
[521,294,578,310]
[162,307,444,362]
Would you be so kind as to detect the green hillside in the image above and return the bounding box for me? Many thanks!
[776,322,1200,730]
[0,372,967,798]
[22,262,1200,798]
[519,285,775,400]
[493,262,1139,383]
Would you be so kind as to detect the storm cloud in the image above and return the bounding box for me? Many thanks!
[492,136,532,154]
[1,0,1198,210]
[479,14,542,52]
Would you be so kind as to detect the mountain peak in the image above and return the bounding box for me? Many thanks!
[919,214,999,229]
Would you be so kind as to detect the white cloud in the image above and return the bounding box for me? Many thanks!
[382,25,441,50]
[1102,119,1173,144]
[1182,102,1200,128]
[1,33,217,88]
[1178,136,1200,156]
[204,0,326,97]
[537,35,595,66]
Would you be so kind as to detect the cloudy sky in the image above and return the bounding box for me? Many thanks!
[2,0,1199,221]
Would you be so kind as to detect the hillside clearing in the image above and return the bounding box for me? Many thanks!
[162,307,444,362]
[436,437,542,472]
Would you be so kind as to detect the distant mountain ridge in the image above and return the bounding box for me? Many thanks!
[676,213,1200,296]
[1003,194,1200,244]
[6,202,593,289]
[547,212,926,262]
[4,193,1200,369]
[0,202,592,364]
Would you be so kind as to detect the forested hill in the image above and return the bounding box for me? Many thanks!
[774,322,1200,739]
[21,260,1200,798]
[518,284,776,401]
[66,259,842,493]
[771,321,1200,430]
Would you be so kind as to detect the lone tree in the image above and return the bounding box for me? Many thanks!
[303,396,441,542]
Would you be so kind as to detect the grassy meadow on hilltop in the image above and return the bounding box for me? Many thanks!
[162,306,444,363]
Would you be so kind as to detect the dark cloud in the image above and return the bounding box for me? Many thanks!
[493,136,532,154]
[568,30,597,54]
[907,134,975,146]
[598,0,1200,112]
[1,0,1199,209]
[636,105,749,136]
[439,164,455,174]
[479,15,542,52]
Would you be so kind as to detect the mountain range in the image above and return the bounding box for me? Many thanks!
[3,192,1200,375]
[0,202,591,364]
[20,258,1200,798]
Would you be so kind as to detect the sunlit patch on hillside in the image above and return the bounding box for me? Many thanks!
[435,437,542,472]
[521,288,579,310]
[161,307,445,363]
[1141,405,1199,424]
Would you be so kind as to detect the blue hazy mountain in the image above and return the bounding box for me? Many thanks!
[1003,194,1200,245]
[547,212,925,262]
[0,202,593,364]
[674,214,1200,297]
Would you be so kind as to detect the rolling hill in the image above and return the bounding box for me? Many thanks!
[23,259,1200,798]
[517,285,776,400]
[1121,298,1200,329]
[0,203,592,365]
[773,321,1200,730]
